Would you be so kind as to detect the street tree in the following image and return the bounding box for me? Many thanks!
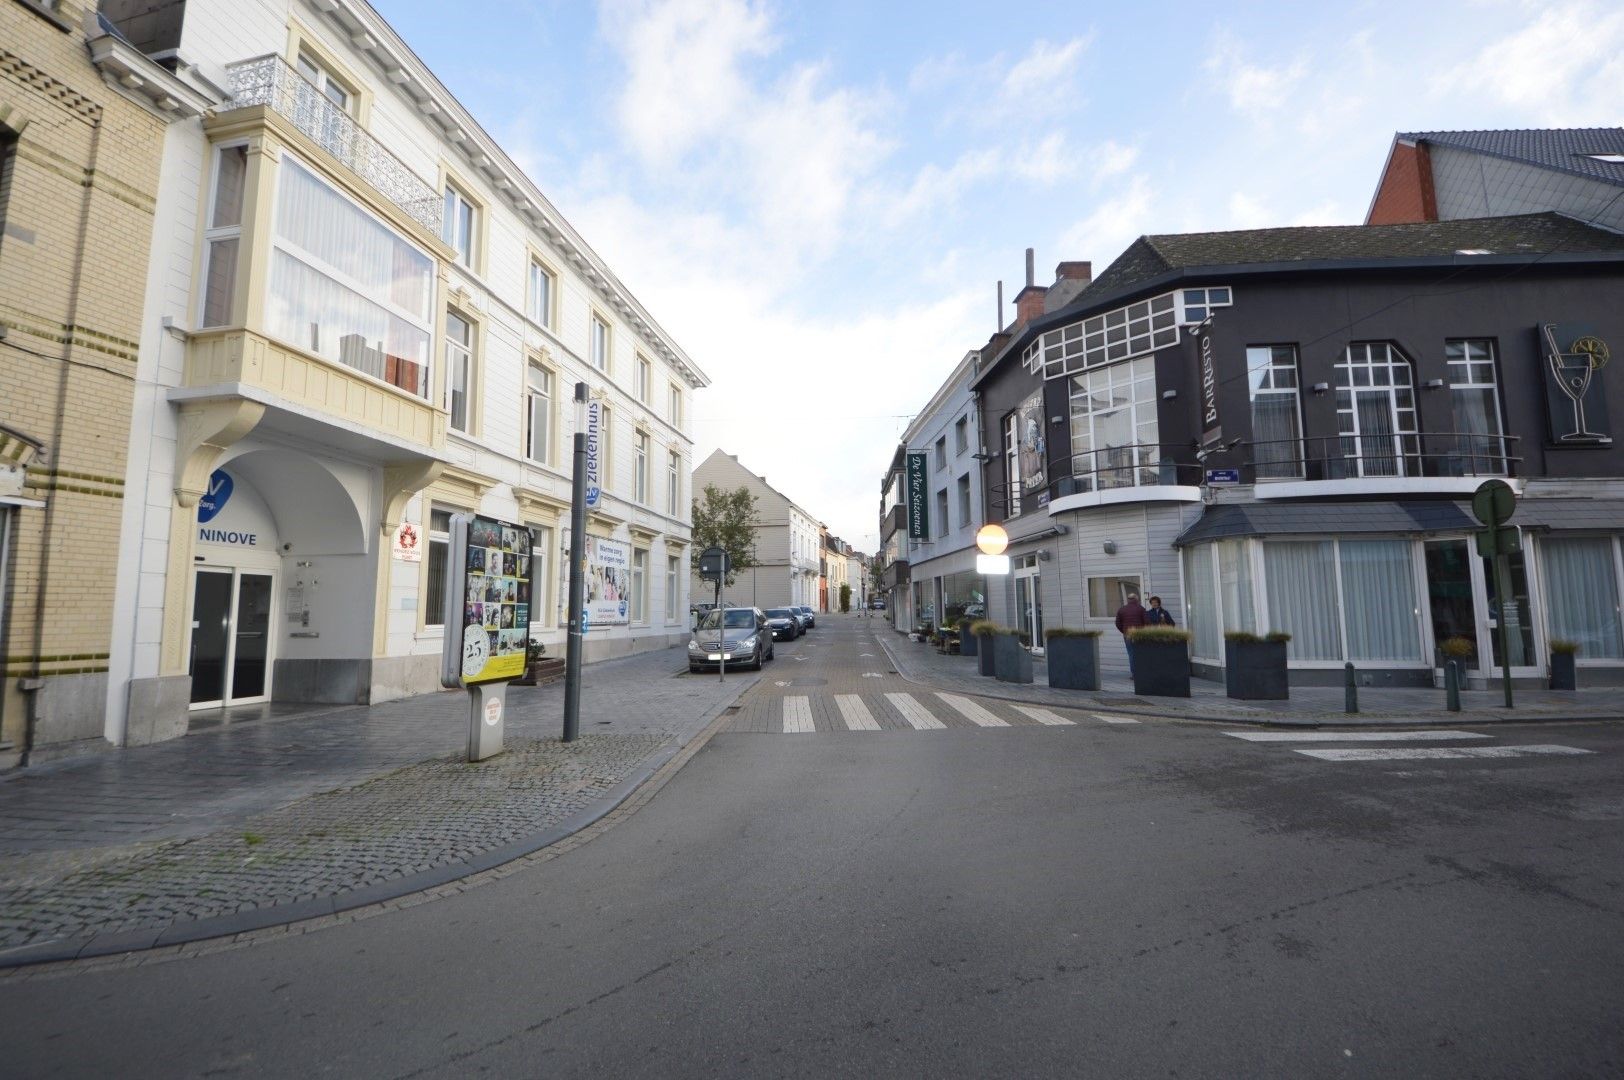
[691,483,758,588]
[839,583,851,613]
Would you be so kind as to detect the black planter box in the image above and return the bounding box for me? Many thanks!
[1046,636,1100,690]
[993,634,1033,684]
[1550,652,1577,691]
[1132,639,1190,697]
[976,635,997,677]
[1224,640,1289,700]
[960,630,978,657]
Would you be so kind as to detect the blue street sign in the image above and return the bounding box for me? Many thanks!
[585,485,600,508]
[1205,468,1240,485]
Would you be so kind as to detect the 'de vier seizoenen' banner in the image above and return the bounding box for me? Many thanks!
[906,451,929,540]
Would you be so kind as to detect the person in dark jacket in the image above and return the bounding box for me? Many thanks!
[1145,596,1176,626]
[1115,593,1148,675]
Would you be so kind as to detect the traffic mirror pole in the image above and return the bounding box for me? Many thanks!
[563,381,590,743]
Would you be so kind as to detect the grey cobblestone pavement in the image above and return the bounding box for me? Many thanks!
[0,646,757,962]
[874,622,1624,725]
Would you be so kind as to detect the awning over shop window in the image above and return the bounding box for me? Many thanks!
[1173,497,1624,547]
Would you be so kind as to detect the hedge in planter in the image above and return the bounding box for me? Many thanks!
[970,620,1001,676]
[1549,639,1579,691]
[1045,628,1101,690]
[992,631,1033,684]
[1223,631,1291,700]
[1127,626,1192,697]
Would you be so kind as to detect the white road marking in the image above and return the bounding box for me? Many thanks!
[783,696,815,733]
[835,695,880,731]
[861,672,885,678]
[773,681,790,687]
[885,693,946,730]
[859,653,875,658]
[937,693,1008,727]
[1295,744,1594,762]
[1093,713,1140,725]
[1224,730,1491,743]
[1012,705,1075,726]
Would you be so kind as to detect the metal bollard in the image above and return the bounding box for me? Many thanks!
[1344,662,1358,713]
[1445,660,1461,712]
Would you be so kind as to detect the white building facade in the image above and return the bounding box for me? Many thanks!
[101,0,707,746]
[691,450,824,611]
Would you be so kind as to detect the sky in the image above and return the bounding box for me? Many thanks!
[379,0,1624,553]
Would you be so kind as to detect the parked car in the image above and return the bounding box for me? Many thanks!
[870,598,886,611]
[688,607,772,672]
[795,605,816,629]
[763,608,801,641]
[789,607,812,632]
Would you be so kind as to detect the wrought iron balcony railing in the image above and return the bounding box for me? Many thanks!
[1241,433,1519,482]
[226,55,442,235]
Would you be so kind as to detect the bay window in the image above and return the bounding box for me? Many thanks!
[200,144,247,327]
[1069,355,1158,490]
[267,156,434,396]
[1247,345,1303,479]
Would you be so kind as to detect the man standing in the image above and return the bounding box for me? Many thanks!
[1115,592,1148,675]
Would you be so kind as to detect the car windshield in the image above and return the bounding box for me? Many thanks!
[700,609,756,630]
[765,609,794,619]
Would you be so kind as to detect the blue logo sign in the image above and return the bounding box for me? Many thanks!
[1205,468,1240,485]
[198,469,233,522]
[618,600,628,618]
[580,608,591,634]
[585,485,601,508]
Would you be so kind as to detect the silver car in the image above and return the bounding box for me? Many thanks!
[687,607,772,672]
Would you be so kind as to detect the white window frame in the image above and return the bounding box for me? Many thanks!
[1247,344,1305,479]
[528,525,554,630]
[631,548,649,624]
[424,507,453,629]
[591,313,611,373]
[526,360,553,465]
[636,355,652,404]
[199,142,249,328]
[666,554,680,622]
[1336,343,1419,478]
[527,257,555,329]
[1446,339,1506,473]
[442,180,477,269]
[634,430,650,504]
[1068,355,1160,492]
[1003,413,1021,517]
[598,404,613,491]
[444,309,475,435]
[666,450,680,516]
[668,383,683,425]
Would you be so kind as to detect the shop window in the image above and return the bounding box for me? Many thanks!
[1542,537,1623,659]
[527,258,555,329]
[444,310,475,434]
[1088,575,1142,619]
[1247,345,1303,479]
[268,156,434,395]
[425,508,453,627]
[200,143,247,327]
[1445,340,1506,474]
[1182,546,1220,659]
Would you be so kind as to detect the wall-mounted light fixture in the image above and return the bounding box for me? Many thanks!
[1161,389,1177,400]
[1050,416,1064,425]
[1312,382,1330,394]
[1424,378,1445,390]
[1102,540,1117,555]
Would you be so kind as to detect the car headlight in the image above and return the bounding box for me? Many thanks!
[688,640,703,652]
[739,636,757,649]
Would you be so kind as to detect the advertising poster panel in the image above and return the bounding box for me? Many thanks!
[458,515,534,684]
[1018,390,1047,492]
[585,536,631,627]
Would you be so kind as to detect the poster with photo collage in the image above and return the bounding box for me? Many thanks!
[459,515,534,683]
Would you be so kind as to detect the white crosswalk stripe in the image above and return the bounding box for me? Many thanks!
[937,693,1008,727]
[1012,705,1075,726]
[835,695,880,731]
[1295,744,1593,762]
[885,693,946,730]
[783,696,815,733]
[1093,713,1140,725]
[1224,730,1491,743]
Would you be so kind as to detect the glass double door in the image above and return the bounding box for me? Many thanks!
[1014,561,1044,653]
[1424,539,1538,678]
[190,568,275,708]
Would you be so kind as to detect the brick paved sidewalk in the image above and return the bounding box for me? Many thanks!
[0,647,756,966]
[878,630,1624,726]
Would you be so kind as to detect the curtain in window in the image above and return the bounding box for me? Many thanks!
[268,252,429,396]
[1543,538,1623,659]
[1183,545,1219,659]
[1251,394,1301,478]
[1263,541,1342,660]
[1339,539,1420,661]
[1216,539,1256,637]
[1355,393,1399,476]
[1451,387,1503,472]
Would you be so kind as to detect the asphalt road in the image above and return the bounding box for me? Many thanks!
[3,616,1621,1078]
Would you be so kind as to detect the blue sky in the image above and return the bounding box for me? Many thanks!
[379,0,1624,551]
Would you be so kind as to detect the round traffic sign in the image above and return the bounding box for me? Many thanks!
[975,524,1009,555]
[1471,479,1515,526]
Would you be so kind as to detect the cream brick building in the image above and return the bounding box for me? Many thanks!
[1,0,709,760]
[0,0,213,766]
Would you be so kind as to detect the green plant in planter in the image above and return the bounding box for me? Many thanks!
[1264,631,1292,644]
[969,619,1001,638]
[1045,627,1102,640]
[1549,638,1581,655]
[1439,635,1475,659]
[1223,630,1292,644]
[1127,626,1192,645]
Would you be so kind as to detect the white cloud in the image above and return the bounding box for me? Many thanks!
[1059,175,1155,270]
[1205,30,1307,118]
[1091,139,1139,185]
[1001,36,1095,99]
[1431,0,1624,124]
[1227,191,1271,229]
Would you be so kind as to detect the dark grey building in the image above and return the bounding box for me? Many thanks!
[973,212,1624,686]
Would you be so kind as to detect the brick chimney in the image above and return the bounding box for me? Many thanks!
[1011,247,1047,328]
[1044,260,1093,312]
